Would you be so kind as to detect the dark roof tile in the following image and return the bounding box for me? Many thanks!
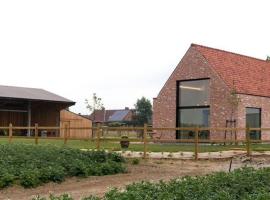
[0,85,74,104]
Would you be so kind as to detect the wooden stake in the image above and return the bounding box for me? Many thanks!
[143,123,147,159]
[64,124,68,145]
[35,123,38,145]
[8,123,12,144]
[194,127,199,160]
[96,123,101,150]
[246,126,251,157]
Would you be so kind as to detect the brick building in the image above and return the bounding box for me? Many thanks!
[153,44,270,140]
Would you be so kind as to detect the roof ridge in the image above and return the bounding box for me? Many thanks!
[191,43,270,64]
[95,109,133,111]
[0,84,43,90]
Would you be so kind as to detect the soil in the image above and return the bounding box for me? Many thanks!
[1,156,270,200]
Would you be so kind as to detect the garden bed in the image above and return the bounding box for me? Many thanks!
[34,167,270,200]
[0,144,126,188]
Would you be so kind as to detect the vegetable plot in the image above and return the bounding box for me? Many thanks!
[0,144,126,188]
[35,167,270,200]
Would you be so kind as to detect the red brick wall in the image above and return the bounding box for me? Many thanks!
[237,94,270,140]
[153,46,236,139]
[153,46,270,140]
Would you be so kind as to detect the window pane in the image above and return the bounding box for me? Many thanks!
[246,108,261,140]
[179,79,209,107]
[178,108,210,139]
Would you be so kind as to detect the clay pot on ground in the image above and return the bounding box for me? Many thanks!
[120,136,130,148]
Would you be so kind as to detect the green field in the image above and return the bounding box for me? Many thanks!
[2,138,270,153]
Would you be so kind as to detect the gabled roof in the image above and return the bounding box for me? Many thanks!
[0,85,75,104]
[108,110,130,122]
[192,44,270,97]
[88,108,134,123]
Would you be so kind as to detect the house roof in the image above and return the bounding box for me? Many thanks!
[89,109,134,122]
[61,109,92,121]
[192,44,270,97]
[0,85,75,104]
[108,110,130,122]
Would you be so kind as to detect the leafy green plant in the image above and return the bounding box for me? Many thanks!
[0,144,126,188]
[98,167,270,200]
[35,167,270,200]
[131,158,140,165]
[32,194,74,200]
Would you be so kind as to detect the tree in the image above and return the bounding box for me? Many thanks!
[226,87,241,144]
[134,97,152,126]
[85,93,104,124]
[227,87,241,121]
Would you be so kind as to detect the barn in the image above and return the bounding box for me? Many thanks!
[0,85,75,136]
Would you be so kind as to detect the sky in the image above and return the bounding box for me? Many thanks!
[0,0,270,114]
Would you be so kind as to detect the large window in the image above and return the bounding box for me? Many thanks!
[179,79,209,107]
[177,79,210,139]
[246,108,261,140]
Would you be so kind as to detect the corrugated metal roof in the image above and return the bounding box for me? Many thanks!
[108,110,129,122]
[0,85,75,103]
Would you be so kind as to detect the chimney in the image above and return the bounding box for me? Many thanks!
[125,107,129,110]
[266,56,270,62]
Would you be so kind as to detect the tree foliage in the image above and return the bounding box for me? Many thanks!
[133,97,152,125]
[85,93,104,114]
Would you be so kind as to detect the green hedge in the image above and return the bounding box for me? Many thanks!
[35,167,270,200]
[0,144,126,188]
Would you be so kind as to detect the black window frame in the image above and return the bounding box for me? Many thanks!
[176,78,210,139]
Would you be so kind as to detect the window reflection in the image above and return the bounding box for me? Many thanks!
[177,79,210,139]
[246,108,261,140]
[180,79,209,107]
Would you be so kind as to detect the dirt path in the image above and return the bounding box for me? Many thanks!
[0,157,266,200]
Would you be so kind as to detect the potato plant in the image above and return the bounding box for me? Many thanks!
[36,167,270,200]
[0,144,126,188]
[102,167,270,200]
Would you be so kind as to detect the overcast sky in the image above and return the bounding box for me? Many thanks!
[0,0,269,114]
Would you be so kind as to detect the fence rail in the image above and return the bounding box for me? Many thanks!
[1,123,270,160]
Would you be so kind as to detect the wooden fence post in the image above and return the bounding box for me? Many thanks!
[143,123,147,159]
[64,124,68,145]
[194,127,199,160]
[8,123,12,144]
[96,123,101,150]
[246,126,251,156]
[35,123,38,145]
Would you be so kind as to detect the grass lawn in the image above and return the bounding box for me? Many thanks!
[1,137,270,153]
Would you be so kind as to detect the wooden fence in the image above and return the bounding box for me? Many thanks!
[1,123,269,160]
